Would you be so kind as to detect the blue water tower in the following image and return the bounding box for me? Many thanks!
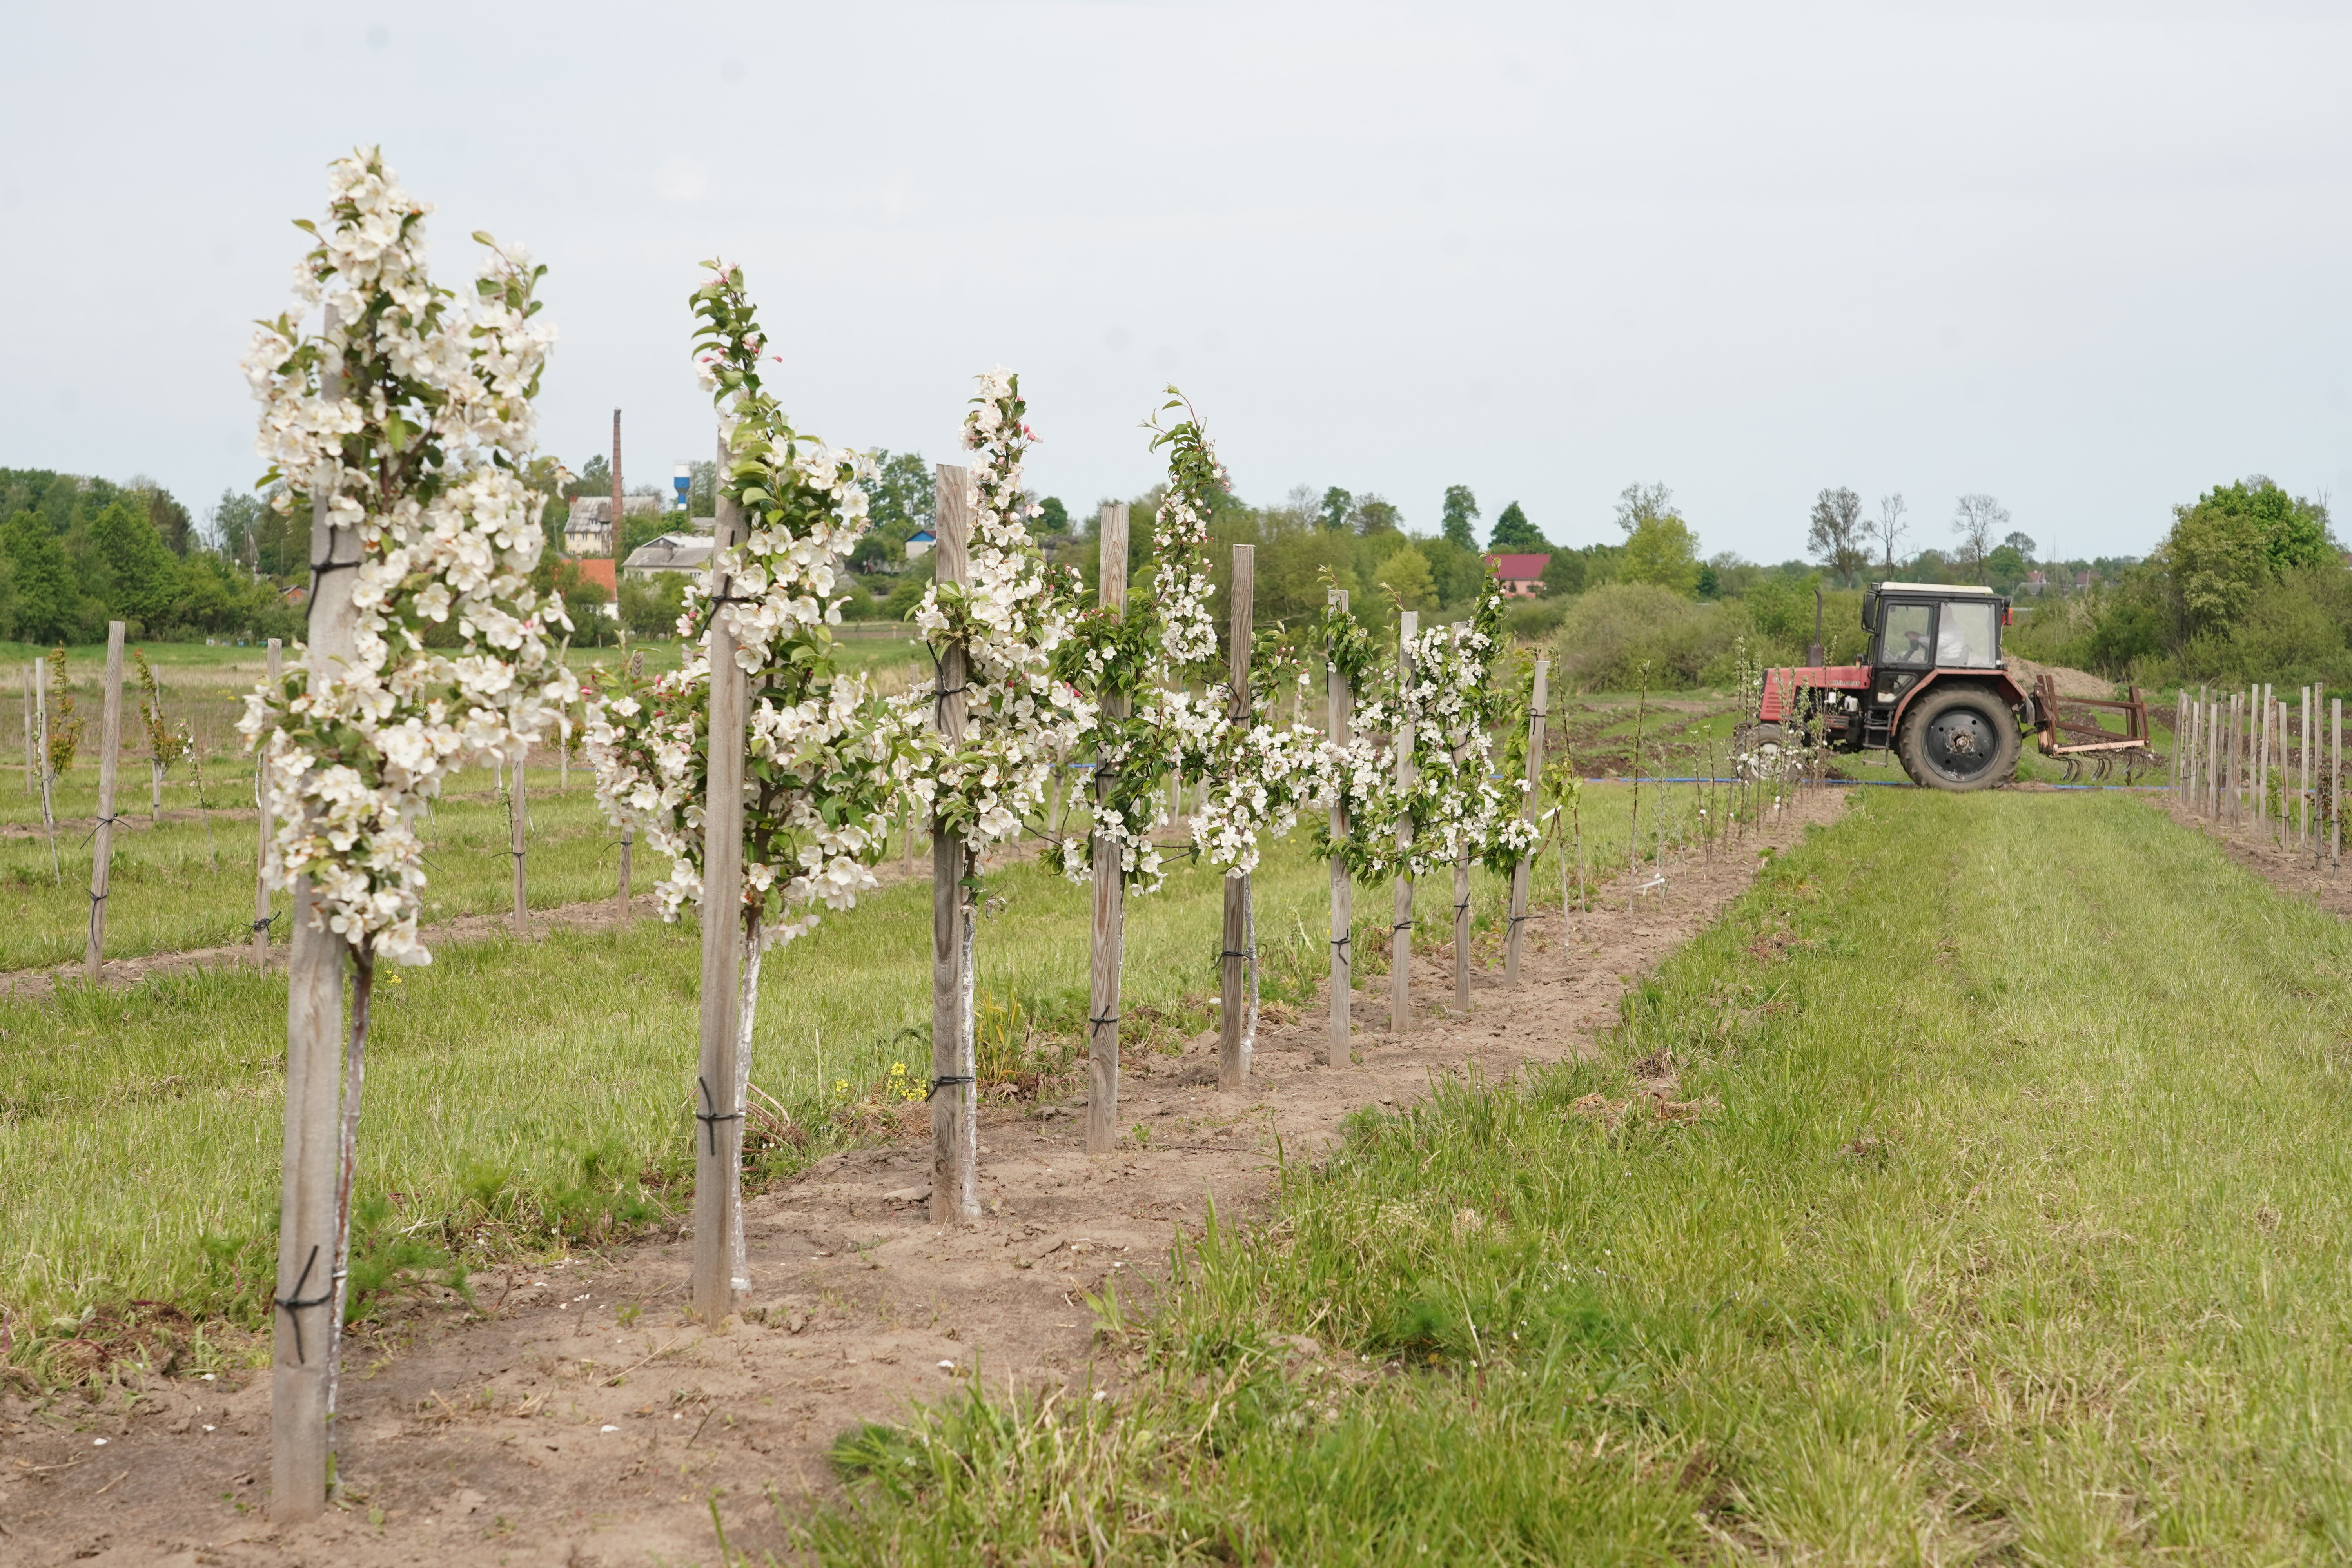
[673,463,692,512]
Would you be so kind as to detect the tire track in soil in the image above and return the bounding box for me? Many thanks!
[0,791,1846,1568]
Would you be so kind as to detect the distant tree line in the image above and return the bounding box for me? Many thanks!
[0,469,304,645]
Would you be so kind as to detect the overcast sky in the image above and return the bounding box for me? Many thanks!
[4,0,2349,564]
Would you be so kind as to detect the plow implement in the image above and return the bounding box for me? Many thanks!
[2033,674,2157,783]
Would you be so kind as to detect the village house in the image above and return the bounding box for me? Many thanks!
[1482,551,1550,597]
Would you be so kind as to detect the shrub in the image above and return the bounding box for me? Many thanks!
[1550,583,1745,691]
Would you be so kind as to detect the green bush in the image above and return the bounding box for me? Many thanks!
[1550,583,1746,691]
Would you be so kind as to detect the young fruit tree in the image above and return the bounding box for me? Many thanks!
[585,264,915,1301]
[1045,390,1223,1148]
[906,367,1088,1218]
[239,148,570,1518]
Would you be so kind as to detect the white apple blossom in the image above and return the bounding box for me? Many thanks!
[238,148,574,967]
[908,367,1092,853]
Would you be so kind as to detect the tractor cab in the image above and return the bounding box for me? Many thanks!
[1754,582,2030,791]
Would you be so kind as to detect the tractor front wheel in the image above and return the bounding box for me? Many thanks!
[1896,687,2019,791]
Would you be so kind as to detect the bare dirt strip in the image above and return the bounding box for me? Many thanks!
[0,791,1845,1568]
[2156,797,2352,918]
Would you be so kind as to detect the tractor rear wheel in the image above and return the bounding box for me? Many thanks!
[1896,686,2019,792]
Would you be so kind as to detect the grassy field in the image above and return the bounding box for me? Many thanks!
[809,789,2352,1564]
[0,789,1663,1350]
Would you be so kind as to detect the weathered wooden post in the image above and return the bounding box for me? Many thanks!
[930,464,979,1219]
[1219,545,1254,1093]
[2334,695,2343,869]
[2296,686,2314,860]
[19,663,29,797]
[1325,587,1352,1065]
[1087,503,1130,1157]
[34,655,57,881]
[274,316,356,1521]
[1505,659,1549,985]
[691,436,750,1321]
[618,649,641,916]
[2255,685,2269,834]
[84,624,125,982]
[510,741,528,938]
[2170,688,2183,806]
[1390,611,1418,1035]
[1449,622,1475,1015]
[255,639,281,969]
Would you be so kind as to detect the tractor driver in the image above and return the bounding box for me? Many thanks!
[1936,616,1977,666]
[1900,625,1931,664]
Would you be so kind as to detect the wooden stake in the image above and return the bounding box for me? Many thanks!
[510,742,528,938]
[1325,587,1352,1066]
[1220,545,1254,1093]
[2308,685,2321,854]
[35,655,57,882]
[274,311,356,1523]
[619,654,640,918]
[2170,688,2183,804]
[255,640,281,970]
[1449,622,1472,1016]
[930,464,979,1218]
[1506,660,1549,985]
[84,624,124,982]
[1390,611,1418,1035]
[19,662,29,797]
[2334,695,2342,869]
[691,433,749,1321]
[1087,504,1129,1157]
[2255,685,2269,833]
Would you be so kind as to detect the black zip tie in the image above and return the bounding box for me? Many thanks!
[1220,947,1250,958]
[927,1073,976,1100]
[274,1244,332,1365]
[251,913,281,933]
[694,1075,742,1156]
[1508,913,1533,926]
[1089,1010,1118,1037]
[1392,919,1413,932]
[76,814,122,848]
[309,557,360,575]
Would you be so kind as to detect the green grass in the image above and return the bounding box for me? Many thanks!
[0,767,631,970]
[808,791,2352,1564]
[0,789,1659,1348]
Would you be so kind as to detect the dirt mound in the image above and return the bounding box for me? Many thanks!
[2006,656,2115,700]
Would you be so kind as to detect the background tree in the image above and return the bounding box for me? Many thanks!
[1319,486,1354,532]
[564,454,610,498]
[1374,543,1436,609]
[1876,493,1909,571]
[2,512,79,643]
[864,450,936,543]
[1807,486,1867,586]
[1952,493,2009,582]
[1487,501,1547,550]
[2003,530,2037,560]
[1440,484,1479,550]
[1614,482,1676,534]
[1621,515,1700,594]
[89,500,181,631]
[1352,494,1403,535]
[2163,477,2333,636]
[1035,496,1070,534]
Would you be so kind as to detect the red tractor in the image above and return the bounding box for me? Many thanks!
[1746,583,2029,791]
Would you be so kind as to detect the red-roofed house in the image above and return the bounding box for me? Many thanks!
[570,557,617,599]
[1484,552,1550,597]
